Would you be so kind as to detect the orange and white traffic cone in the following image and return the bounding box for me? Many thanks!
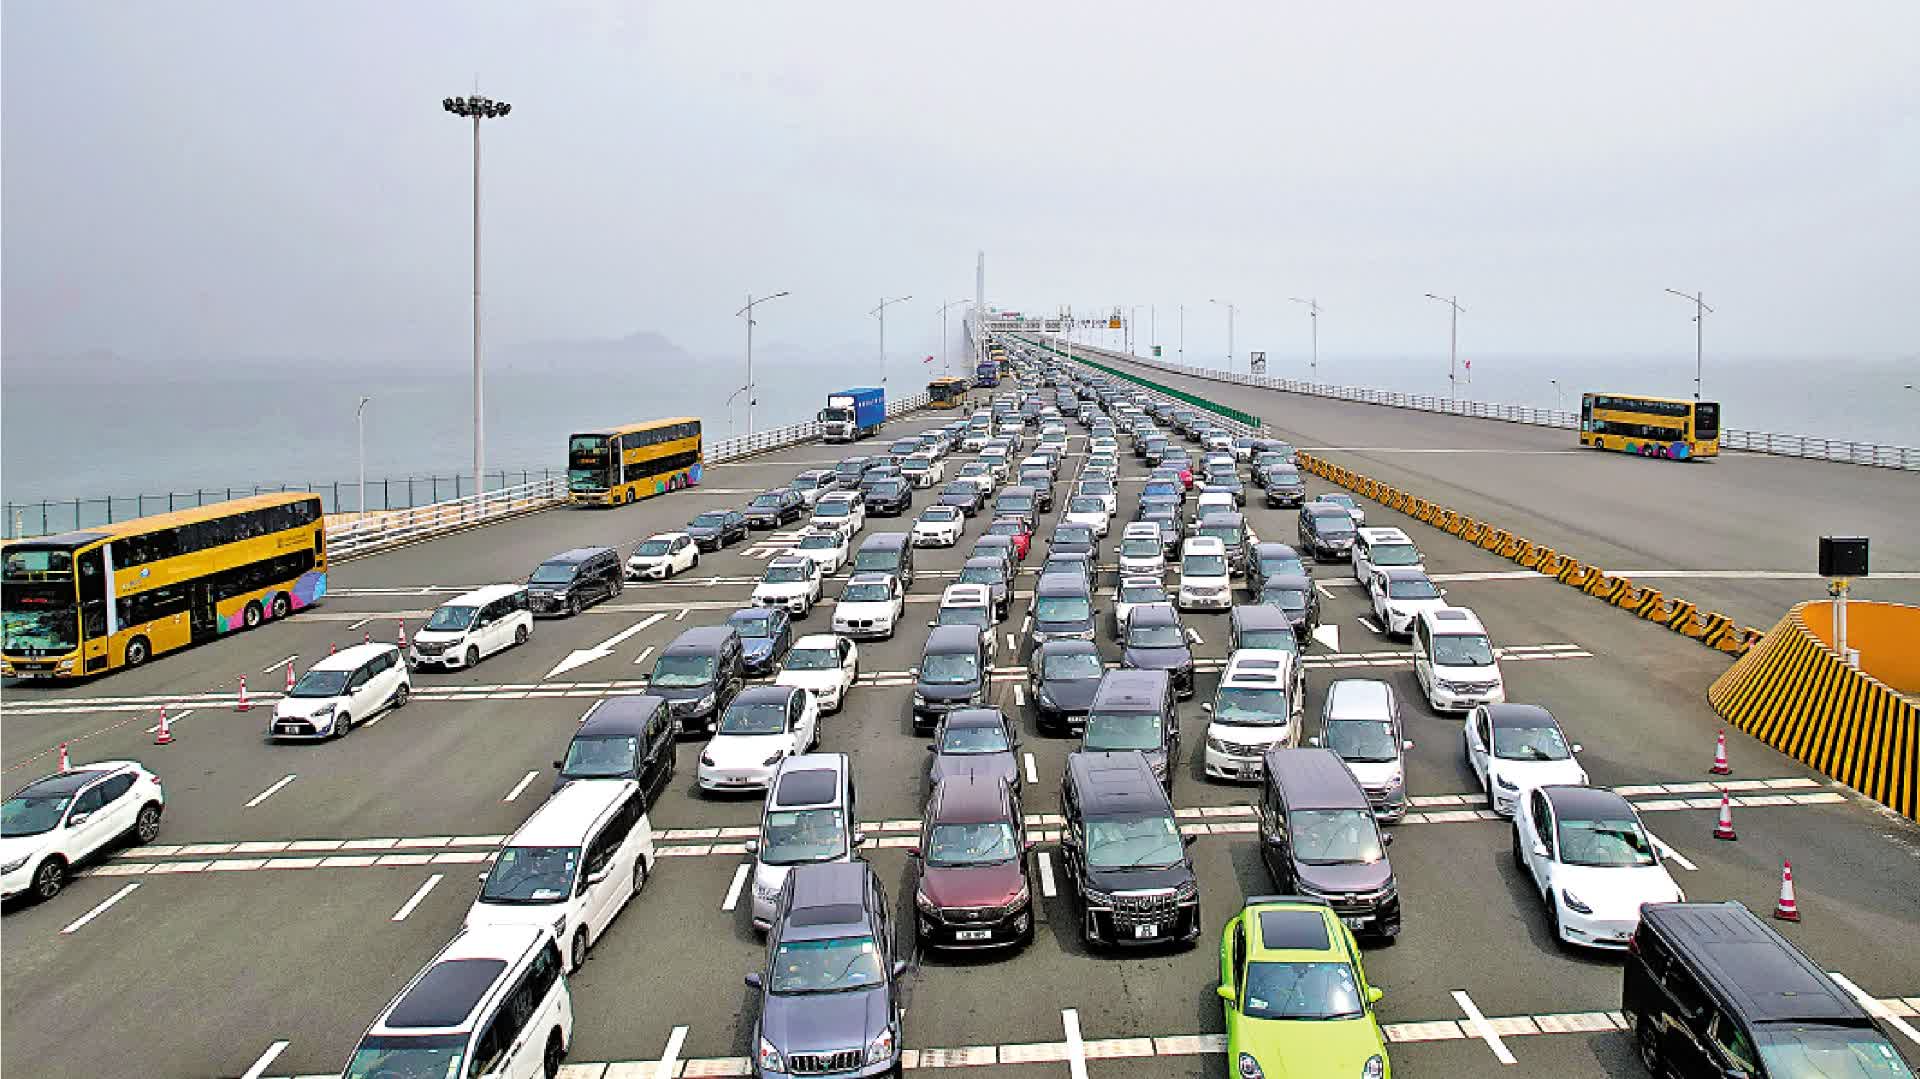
[397,621,408,650]
[1773,859,1801,921]
[57,741,72,770]
[329,641,337,656]
[285,661,297,694]
[364,630,372,645]
[1709,729,1732,776]
[1712,790,1737,841]
[236,675,251,712]
[154,705,174,745]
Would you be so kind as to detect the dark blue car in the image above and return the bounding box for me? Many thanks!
[729,607,794,676]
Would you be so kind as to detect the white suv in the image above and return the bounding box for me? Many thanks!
[809,492,866,541]
[753,557,824,617]
[2,761,165,902]
[272,644,410,740]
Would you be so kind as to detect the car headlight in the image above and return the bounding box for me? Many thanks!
[1495,773,1519,791]
[1205,736,1227,753]
[757,1037,784,1073]
[1006,881,1032,911]
[913,692,928,706]
[916,889,940,916]
[552,914,568,939]
[1561,889,1592,915]
[311,702,337,717]
[761,752,784,767]
[1237,1052,1266,1079]
[1363,1055,1385,1079]
[699,752,715,766]
[695,691,716,711]
[866,1024,897,1065]
[1,856,29,874]
[1081,886,1115,907]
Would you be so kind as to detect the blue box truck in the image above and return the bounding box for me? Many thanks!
[820,387,885,442]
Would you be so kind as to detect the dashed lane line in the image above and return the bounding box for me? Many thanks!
[1036,852,1057,898]
[60,882,140,935]
[502,770,540,802]
[656,1026,689,1079]
[390,874,444,921]
[1062,1009,1090,1079]
[721,864,751,913]
[243,775,297,808]
[240,1041,291,1079]
[1024,752,1038,785]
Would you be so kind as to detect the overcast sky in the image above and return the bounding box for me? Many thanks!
[4,1,1916,373]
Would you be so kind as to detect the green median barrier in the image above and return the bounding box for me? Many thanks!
[1015,336,1262,429]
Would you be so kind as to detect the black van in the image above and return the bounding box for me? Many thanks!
[1058,751,1201,949]
[1624,901,1914,1078]
[646,626,745,734]
[912,624,987,734]
[1081,669,1179,794]
[526,547,623,617]
[852,532,915,589]
[553,694,676,804]
[1257,747,1401,940]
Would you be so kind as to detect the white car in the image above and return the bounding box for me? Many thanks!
[901,454,945,488]
[1089,435,1119,457]
[1073,478,1118,517]
[1201,651,1301,781]
[833,572,906,640]
[954,473,994,502]
[409,584,533,670]
[1189,490,1236,526]
[1352,527,1424,586]
[627,532,699,580]
[753,557,823,616]
[697,686,820,792]
[1177,537,1233,611]
[1514,785,1682,950]
[979,450,1011,482]
[1116,524,1166,576]
[1113,575,1170,630]
[1464,704,1588,816]
[1064,496,1110,537]
[1362,567,1439,634]
[912,505,965,547]
[809,492,865,541]
[271,643,410,740]
[785,529,849,575]
[1204,433,1234,456]
[2,760,165,902]
[775,634,860,714]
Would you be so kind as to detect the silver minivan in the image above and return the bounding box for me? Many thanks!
[746,753,861,931]
[1312,679,1412,821]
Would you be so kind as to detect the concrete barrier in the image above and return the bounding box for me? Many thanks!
[1709,601,1919,822]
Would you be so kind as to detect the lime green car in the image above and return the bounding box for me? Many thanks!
[1219,896,1391,1079]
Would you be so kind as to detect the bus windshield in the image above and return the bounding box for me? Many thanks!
[2,583,79,655]
[568,435,612,490]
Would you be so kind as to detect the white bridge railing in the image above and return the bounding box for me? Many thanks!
[326,392,934,561]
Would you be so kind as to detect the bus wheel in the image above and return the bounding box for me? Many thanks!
[243,602,264,629]
[125,637,151,668]
[269,593,290,620]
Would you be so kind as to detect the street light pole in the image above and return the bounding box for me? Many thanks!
[442,93,511,510]
[1289,297,1322,382]
[1179,304,1184,364]
[736,290,791,437]
[1423,293,1465,402]
[1665,289,1713,400]
[357,396,371,517]
[1129,306,1143,356]
[872,295,913,389]
[1550,378,1564,413]
[937,299,970,376]
[1209,299,1236,373]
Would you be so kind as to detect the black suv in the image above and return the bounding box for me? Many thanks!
[1258,747,1401,940]
[1119,605,1195,699]
[1081,669,1179,793]
[646,625,745,733]
[912,625,987,735]
[744,489,806,529]
[554,694,676,804]
[687,508,748,550]
[1297,503,1357,561]
[1059,751,1201,949]
[526,547,622,617]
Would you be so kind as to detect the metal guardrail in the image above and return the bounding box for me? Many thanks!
[1050,340,1920,471]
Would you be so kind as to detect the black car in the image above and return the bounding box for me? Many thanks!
[938,482,986,517]
[1258,747,1400,939]
[553,693,676,802]
[1028,639,1103,735]
[865,477,914,517]
[927,707,1021,792]
[1297,503,1357,561]
[647,626,746,733]
[1120,604,1196,699]
[687,509,749,551]
[1262,466,1306,508]
[832,456,872,487]
[1016,469,1056,511]
[1249,543,1312,592]
[1253,573,1320,640]
[728,606,794,675]
[527,547,622,617]
[1081,669,1179,792]
[746,862,906,1078]
[1203,474,1246,507]
[1059,751,1201,948]
[745,488,806,529]
[1049,522,1097,560]
[913,625,988,735]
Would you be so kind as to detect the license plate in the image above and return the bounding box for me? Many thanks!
[1341,916,1367,931]
[1133,923,1160,940]
[954,929,993,942]
[277,725,301,734]
[1237,764,1261,779]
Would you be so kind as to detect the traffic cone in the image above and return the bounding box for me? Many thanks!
[1709,729,1732,775]
[1712,790,1737,841]
[397,621,408,650]
[1773,860,1801,921]
[236,675,251,712]
[154,706,174,745]
[285,661,297,694]
[364,630,372,645]
[57,742,71,771]
[329,641,337,656]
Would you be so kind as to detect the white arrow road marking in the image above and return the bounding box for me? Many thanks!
[1187,628,1204,645]
[1312,624,1341,652]
[545,614,668,679]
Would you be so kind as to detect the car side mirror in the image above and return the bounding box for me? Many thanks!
[1216,984,1236,1002]
[1182,833,1197,847]
[1368,985,1384,1004]
[1571,743,1584,753]
[1382,832,1394,846]
[892,960,910,979]
[552,760,564,769]
[925,743,937,753]
[1402,740,1415,750]
[1531,842,1549,859]
[586,867,612,886]
[744,972,763,989]
[1307,736,1322,747]
[853,831,867,846]
[907,667,919,677]
[744,840,759,854]
[67,812,91,827]
[1199,703,1213,713]
[1023,839,1038,854]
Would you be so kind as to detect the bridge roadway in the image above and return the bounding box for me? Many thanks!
[3,403,1917,1078]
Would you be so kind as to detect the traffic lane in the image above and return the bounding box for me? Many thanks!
[0,865,467,1079]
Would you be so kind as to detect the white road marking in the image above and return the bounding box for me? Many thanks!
[1187,628,1204,645]
[1013,684,1026,707]
[1022,615,1033,633]
[1360,617,1384,634]
[238,1041,290,1079]
[244,775,297,808]
[1315,582,1335,600]
[545,614,669,679]
[1646,831,1698,871]
[1453,989,1517,1065]
[260,655,298,675]
[1062,1009,1089,1079]
[60,882,140,934]
[1007,632,1018,651]
[1311,623,1341,652]
[676,608,689,620]
[1830,973,1920,1049]
[633,646,655,666]
[1037,852,1057,898]
[391,874,444,921]
[346,615,376,631]
[656,1026,689,1079]
[144,708,194,733]
[722,863,752,912]
[1024,753,1039,785]
[502,771,540,802]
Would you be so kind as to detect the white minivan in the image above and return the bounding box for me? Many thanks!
[271,644,410,740]
[1351,527,1425,589]
[343,922,573,1079]
[1411,606,1507,713]
[466,778,655,972]
[409,584,533,670]
[1176,536,1233,611]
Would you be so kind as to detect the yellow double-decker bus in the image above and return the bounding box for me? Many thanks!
[567,417,703,505]
[927,376,972,409]
[1579,393,1720,460]
[2,492,326,678]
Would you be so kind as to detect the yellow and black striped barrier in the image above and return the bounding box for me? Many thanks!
[1294,451,1766,657]
[1708,602,1919,822]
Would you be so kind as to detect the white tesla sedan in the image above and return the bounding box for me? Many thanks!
[696,686,820,793]
[774,634,859,714]
[1513,785,1682,950]
[1463,704,1588,817]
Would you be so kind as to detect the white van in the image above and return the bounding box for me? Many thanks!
[1176,536,1233,611]
[343,922,572,1079]
[1411,606,1506,713]
[466,778,655,972]
[271,644,410,740]
[409,584,533,670]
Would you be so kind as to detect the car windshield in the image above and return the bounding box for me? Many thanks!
[1055,526,1093,544]
[1043,652,1104,681]
[958,566,1002,587]
[730,614,775,638]
[843,582,892,603]
[1212,687,1291,727]
[1199,526,1241,547]
[480,845,578,903]
[718,700,787,735]
[693,512,730,527]
[769,935,886,994]
[288,670,350,698]
[940,722,1011,755]
[1269,470,1301,485]
[921,507,960,522]
[1034,595,1092,624]
[1241,961,1365,1021]
[792,475,822,489]
[1144,482,1178,498]
[988,521,1024,536]
[1311,514,1355,536]
[561,734,639,778]
[1433,633,1496,667]
[1084,711,1162,752]
[764,564,810,584]
[1389,578,1441,600]
[1183,554,1229,577]
[921,653,979,685]
[650,654,715,687]
[1119,584,1167,605]
[873,481,906,496]
[926,821,1018,867]
[635,539,672,557]
[853,551,898,573]
[1239,629,1299,653]
[1755,1028,1914,1079]
[1069,498,1105,514]
[798,534,838,550]
[1260,557,1306,579]
[529,562,576,584]
[1085,813,1184,869]
[814,502,849,518]
[1493,722,1571,760]
[1,789,74,836]
[1556,816,1658,868]
[1122,539,1161,558]
[939,606,990,630]
[750,494,785,508]
[1260,587,1308,613]
[1291,809,1384,864]
[760,808,846,866]
[783,646,839,671]
[1080,481,1113,496]
[1328,719,1399,763]
[424,605,477,631]
[1371,543,1421,566]
[344,1034,469,1079]
[1128,623,1187,648]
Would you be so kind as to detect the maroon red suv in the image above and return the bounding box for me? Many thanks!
[910,774,1034,951]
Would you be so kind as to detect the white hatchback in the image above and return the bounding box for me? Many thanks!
[1463,704,1588,816]
[627,532,699,580]
[271,644,410,740]
[1514,785,1682,950]
[698,687,820,792]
